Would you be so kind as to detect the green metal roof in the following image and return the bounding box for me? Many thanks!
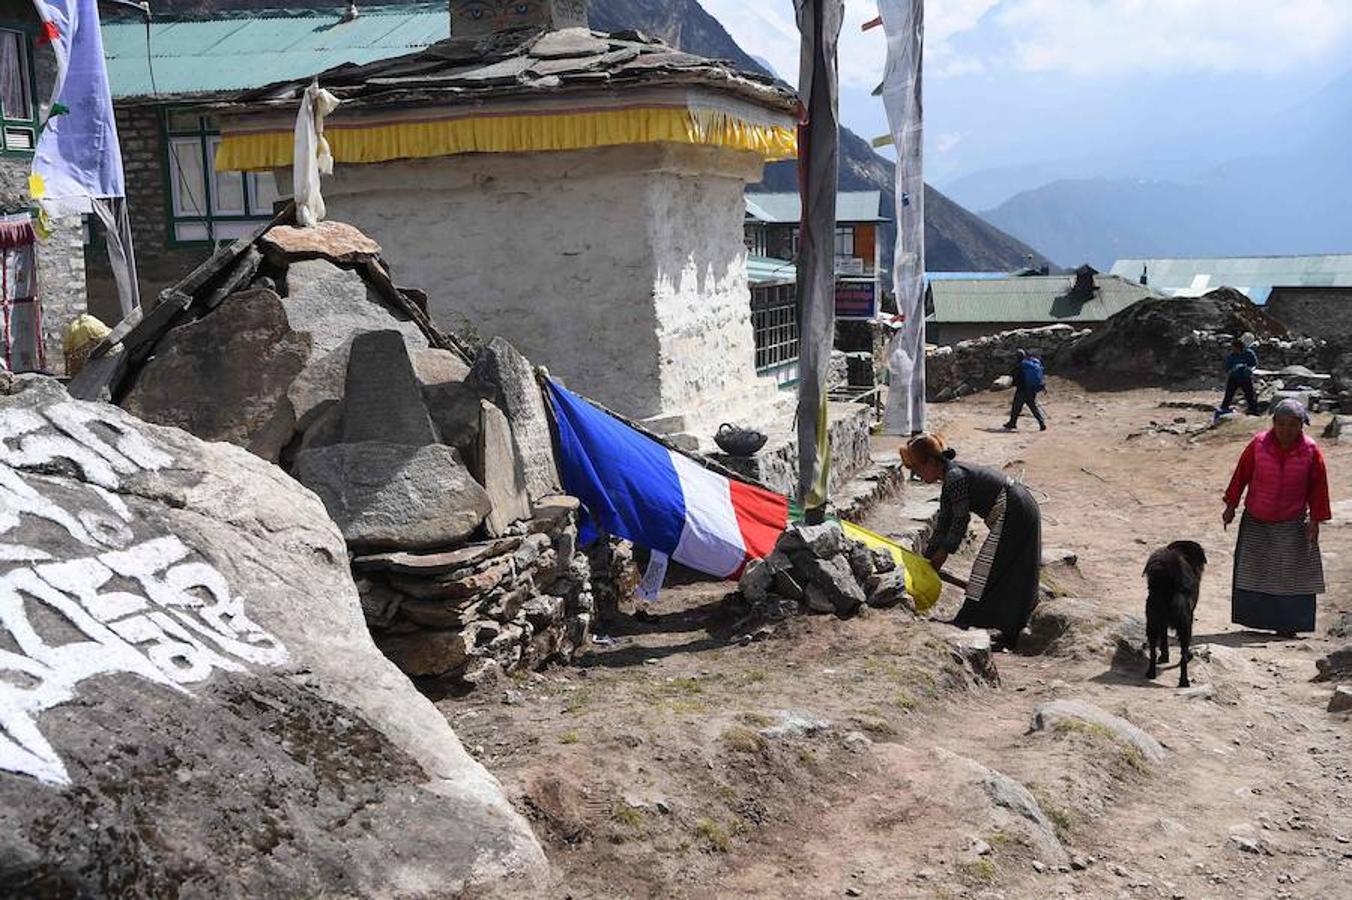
[928,274,1159,324]
[747,255,796,286]
[102,5,449,100]
[745,191,887,224]
[1109,254,1352,304]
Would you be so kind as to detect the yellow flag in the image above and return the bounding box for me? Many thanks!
[840,520,942,613]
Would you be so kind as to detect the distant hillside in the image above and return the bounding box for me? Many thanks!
[978,67,1352,269]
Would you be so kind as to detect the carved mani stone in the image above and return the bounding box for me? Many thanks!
[450,0,588,38]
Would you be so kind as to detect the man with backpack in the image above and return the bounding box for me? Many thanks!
[1219,336,1259,416]
[1004,349,1047,432]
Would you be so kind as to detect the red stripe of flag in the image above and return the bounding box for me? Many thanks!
[728,480,789,563]
[37,21,59,46]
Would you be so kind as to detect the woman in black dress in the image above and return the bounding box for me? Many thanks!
[901,434,1042,650]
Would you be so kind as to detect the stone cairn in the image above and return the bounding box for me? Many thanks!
[74,216,610,687]
[733,521,913,622]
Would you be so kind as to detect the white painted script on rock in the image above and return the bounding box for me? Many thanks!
[0,400,288,785]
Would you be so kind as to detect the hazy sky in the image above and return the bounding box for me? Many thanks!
[700,1,1352,198]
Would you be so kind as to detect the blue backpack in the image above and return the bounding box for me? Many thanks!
[1019,357,1045,393]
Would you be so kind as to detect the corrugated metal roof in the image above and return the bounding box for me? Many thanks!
[747,255,796,286]
[927,271,1012,282]
[745,191,887,224]
[1109,254,1352,305]
[102,5,449,99]
[928,275,1159,324]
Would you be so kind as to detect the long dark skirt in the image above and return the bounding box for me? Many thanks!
[953,483,1042,641]
[1231,512,1324,634]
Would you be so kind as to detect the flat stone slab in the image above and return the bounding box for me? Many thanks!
[469,337,559,501]
[343,330,437,446]
[1030,699,1166,763]
[352,536,523,576]
[261,221,382,264]
[293,442,491,551]
[478,399,532,536]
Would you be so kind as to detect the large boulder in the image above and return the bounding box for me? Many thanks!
[292,442,492,551]
[283,259,426,357]
[0,378,545,896]
[469,337,560,501]
[121,288,311,462]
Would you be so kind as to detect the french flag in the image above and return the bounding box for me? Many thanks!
[546,380,788,580]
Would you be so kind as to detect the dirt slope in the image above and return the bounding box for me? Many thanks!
[450,382,1350,899]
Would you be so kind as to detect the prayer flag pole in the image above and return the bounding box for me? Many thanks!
[793,0,844,525]
[877,0,927,436]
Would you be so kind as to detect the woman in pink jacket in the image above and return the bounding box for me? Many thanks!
[1222,399,1331,636]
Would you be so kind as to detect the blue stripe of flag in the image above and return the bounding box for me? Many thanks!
[546,380,686,556]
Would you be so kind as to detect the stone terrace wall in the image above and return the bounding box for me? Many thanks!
[926,322,1347,404]
[927,324,1089,402]
[1265,290,1352,341]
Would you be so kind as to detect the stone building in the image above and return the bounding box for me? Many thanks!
[1108,253,1352,304]
[0,0,86,371]
[212,1,799,447]
[927,268,1160,345]
[1265,286,1352,339]
[90,4,449,317]
[745,190,888,320]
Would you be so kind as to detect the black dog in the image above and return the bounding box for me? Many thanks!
[1143,540,1208,688]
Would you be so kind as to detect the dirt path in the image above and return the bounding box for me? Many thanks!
[454,382,1351,900]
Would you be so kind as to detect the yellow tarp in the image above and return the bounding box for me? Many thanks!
[61,314,110,356]
[216,106,799,172]
[840,520,943,613]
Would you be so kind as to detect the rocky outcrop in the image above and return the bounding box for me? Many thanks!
[0,378,544,896]
[1030,699,1166,764]
[906,747,1069,867]
[1314,645,1352,683]
[92,218,584,689]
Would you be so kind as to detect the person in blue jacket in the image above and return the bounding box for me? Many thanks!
[1003,349,1047,431]
[1220,337,1259,415]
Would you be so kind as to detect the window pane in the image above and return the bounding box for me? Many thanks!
[175,221,211,242]
[249,171,285,214]
[168,137,207,217]
[213,170,246,215]
[0,31,31,122]
[207,138,245,215]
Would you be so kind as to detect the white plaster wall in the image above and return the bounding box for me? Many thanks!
[646,165,763,424]
[320,142,769,425]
